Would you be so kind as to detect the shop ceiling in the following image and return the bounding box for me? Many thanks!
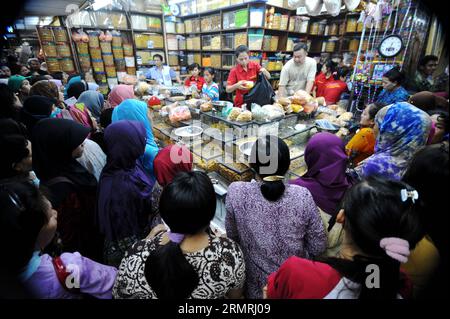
[22,0,87,17]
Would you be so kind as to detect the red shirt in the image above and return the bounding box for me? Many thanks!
[314,72,334,98]
[227,61,261,108]
[184,76,205,92]
[322,80,348,105]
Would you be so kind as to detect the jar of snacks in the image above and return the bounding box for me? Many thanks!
[339,21,346,35]
[112,34,122,47]
[318,20,327,35]
[112,47,124,59]
[357,21,364,32]
[77,42,89,55]
[325,40,337,52]
[53,28,68,42]
[92,59,105,73]
[102,54,114,66]
[329,23,338,35]
[310,22,319,35]
[56,42,72,58]
[346,18,357,33]
[88,31,100,48]
[123,44,134,56]
[105,66,117,77]
[38,28,54,42]
[300,17,310,33]
[90,48,102,60]
[47,58,61,73]
[349,39,360,52]
[100,41,112,53]
[42,42,58,57]
[60,58,75,73]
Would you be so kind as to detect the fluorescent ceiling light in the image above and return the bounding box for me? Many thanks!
[92,0,113,11]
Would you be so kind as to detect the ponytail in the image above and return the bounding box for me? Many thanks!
[145,240,199,299]
[261,180,285,202]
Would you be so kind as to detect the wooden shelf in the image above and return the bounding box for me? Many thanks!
[132,29,164,33]
[135,47,165,50]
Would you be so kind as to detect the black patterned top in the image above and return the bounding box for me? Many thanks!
[112,230,246,299]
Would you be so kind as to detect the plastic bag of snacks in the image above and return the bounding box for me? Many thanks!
[169,105,192,123]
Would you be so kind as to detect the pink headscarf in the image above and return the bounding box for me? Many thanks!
[107,85,135,108]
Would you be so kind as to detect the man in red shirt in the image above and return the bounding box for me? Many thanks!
[322,67,350,105]
[314,60,337,98]
[184,63,205,92]
[226,45,271,108]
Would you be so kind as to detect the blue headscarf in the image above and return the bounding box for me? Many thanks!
[64,75,81,99]
[112,99,159,179]
[77,90,104,121]
[361,102,431,180]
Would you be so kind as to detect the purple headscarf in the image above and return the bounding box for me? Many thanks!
[97,120,154,241]
[290,132,353,216]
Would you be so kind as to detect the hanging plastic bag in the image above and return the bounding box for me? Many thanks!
[288,0,306,9]
[243,74,275,108]
[344,0,360,11]
[305,0,323,16]
[323,0,342,17]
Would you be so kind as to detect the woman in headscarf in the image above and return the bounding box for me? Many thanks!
[66,81,88,100]
[291,132,355,257]
[106,84,135,108]
[32,118,103,262]
[63,75,81,100]
[356,102,432,180]
[112,99,159,179]
[77,90,104,122]
[97,120,154,267]
[20,96,55,135]
[29,79,64,109]
[291,132,354,217]
[150,144,193,227]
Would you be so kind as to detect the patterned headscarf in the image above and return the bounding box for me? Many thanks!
[360,102,432,180]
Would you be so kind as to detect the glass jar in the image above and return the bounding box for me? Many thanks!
[310,22,319,35]
[346,18,357,33]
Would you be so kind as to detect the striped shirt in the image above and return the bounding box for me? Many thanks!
[202,82,220,101]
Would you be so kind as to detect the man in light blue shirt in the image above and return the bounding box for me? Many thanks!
[145,54,181,86]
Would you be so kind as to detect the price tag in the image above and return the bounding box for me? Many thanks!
[147,40,154,49]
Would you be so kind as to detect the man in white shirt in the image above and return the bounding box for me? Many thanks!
[278,43,317,97]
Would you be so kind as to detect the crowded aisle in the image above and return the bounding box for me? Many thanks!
[0,0,448,301]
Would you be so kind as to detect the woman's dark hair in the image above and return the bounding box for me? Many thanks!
[100,108,114,129]
[323,60,337,74]
[188,63,200,71]
[383,67,405,85]
[318,176,424,299]
[235,45,249,57]
[0,135,30,179]
[336,67,350,80]
[145,171,216,299]
[418,55,438,67]
[50,72,63,81]
[403,143,449,255]
[29,75,49,86]
[0,83,19,120]
[250,135,291,202]
[203,67,216,77]
[0,181,47,273]
[428,110,450,135]
[29,80,59,101]
[0,118,28,137]
[67,81,87,99]
[153,54,163,62]
[367,102,387,120]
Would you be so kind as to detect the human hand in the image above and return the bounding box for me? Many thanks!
[237,80,250,90]
[146,224,168,240]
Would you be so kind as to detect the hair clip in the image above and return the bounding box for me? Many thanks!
[400,189,419,203]
[262,175,285,182]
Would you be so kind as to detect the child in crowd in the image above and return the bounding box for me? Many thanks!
[346,102,385,166]
[184,63,205,93]
[322,67,350,105]
[266,176,424,299]
[314,60,337,98]
[0,181,117,299]
[201,68,219,102]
